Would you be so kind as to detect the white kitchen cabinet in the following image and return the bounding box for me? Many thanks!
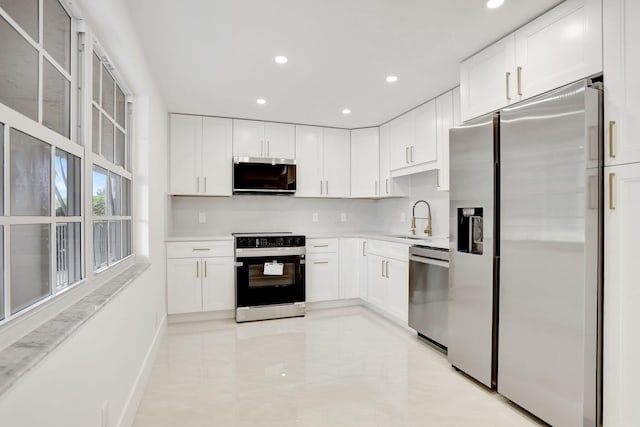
[351,127,380,197]
[366,239,410,323]
[436,90,454,192]
[413,100,437,165]
[367,254,387,310]
[603,0,640,166]
[603,163,640,427]
[166,241,235,315]
[170,114,232,196]
[379,123,409,197]
[386,259,409,323]
[339,238,367,299]
[460,0,602,122]
[233,119,295,158]
[306,252,340,302]
[295,126,350,197]
[460,34,516,122]
[389,110,415,170]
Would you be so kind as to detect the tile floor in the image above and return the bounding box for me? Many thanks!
[133,306,542,427]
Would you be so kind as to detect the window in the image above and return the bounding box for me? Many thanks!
[0,1,134,323]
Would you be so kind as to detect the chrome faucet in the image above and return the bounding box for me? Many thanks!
[411,200,432,236]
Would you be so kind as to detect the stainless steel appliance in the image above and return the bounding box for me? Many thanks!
[408,245,449,349]
[234,233,306,322]
[233,157,296,195]
[449,80,602,427]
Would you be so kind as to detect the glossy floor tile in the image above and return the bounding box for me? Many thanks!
[133,306,542,427]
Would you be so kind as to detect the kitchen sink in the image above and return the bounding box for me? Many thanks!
[385,234,432,241]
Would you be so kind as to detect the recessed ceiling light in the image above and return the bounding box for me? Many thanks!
[386,75,398,83]
[256,98,267,105]
[274,56,288,64]
[486,0,504,8]
[342,109,351,115]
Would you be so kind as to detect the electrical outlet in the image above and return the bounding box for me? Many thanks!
[340,212,347,222]
[101,401,109,427]
[400,212,406,223]
[198,212,206,223]
[312,213,319,223]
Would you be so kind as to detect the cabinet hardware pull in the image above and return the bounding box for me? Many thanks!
[267,141,270,156]
[517,66,523,96]
[197,176,200,192]
[320,180,323,195]
[609,173,616,210]
[326,180,329,195]
[385,261,390,278]
[204,176,207,192]
[204,261,208,278]
[609,121,616,159]
[192,248,211,251]
[362,241,366,256]
[406,147,409,163]
[506,71,511,101]
[196,260,200,278]
[261,140,264,156]
[410,146,414,162]
[386,179,389,194]
[375,180,378,196]
[314,245,329,248]
[436,171,440,188]
[381,260,385,277]
[314,261,329,264]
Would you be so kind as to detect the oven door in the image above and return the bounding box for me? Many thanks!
[236,255,305,308]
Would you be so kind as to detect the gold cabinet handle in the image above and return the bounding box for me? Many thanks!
[204,176,207,192]
[386,179,389,194]
[326,180,329,195]
[609,121,616,159]
[196,176,200,192]
[506,71,512,101]
[267,141,270,156]
[192,248,211,251]
[320,180,323,195]
[196,260,200,278]
[517,66,523,96]
[204,260,208,278]
[609,173,616,210]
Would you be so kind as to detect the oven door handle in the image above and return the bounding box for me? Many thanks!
[409,255,449,269]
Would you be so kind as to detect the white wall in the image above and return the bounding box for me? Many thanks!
[169,170,449,238]
[0,0,169,425]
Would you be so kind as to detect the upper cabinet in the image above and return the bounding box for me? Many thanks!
[379,123,409,197]
[389,110,415,171]
[295,125,350,197]
[351,128,380,197]
[436,90,454,192]
[170,114,232,196]
[460,0,602,122]
[232,119,295,158]
[604,0,640,166]
[414,100,438,165]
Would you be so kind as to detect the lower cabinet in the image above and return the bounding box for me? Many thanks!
[306,252,340,302]
[366,240,410,324]
[166,241,234,315]
[339,238,367,299]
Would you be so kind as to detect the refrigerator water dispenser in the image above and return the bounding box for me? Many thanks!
[457,208,483,255]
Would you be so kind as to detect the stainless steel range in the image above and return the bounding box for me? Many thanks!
[233,233,306,322]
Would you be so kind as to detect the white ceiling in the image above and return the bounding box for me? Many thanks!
[126,0,561,128]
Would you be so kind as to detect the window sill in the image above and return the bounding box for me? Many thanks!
[0,262,151,398]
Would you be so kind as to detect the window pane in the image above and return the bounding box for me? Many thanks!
[122,220,132,257]
[109,220,122,263]
[56,222,81,289]
[116,85,125,128]
[101,115,114,162]
[92,106,99,154]
[0,226,3,320]
[0,16,39,121]
[11,224,51,314]
[10,129,51,216]
[101,65,114,117]
[115,129,125,167]
[0,0,39,41]
[92,53,100,104]
[109,173,121,216]
[55,149,80,216]
[43,0,71,72]
[43,58,70,138]
[122,178,131,216]
[93,221,108,271]
[92,166,107,216]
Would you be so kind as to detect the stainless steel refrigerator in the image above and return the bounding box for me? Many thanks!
[448,80,602,427]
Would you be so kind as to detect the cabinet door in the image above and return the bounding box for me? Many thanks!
[386,259,409,324]
[306,252,340,302]
[323,127,351,197]
[338,238,366,299]
[170,114,202,195]
[604,0,640,166]
[295,125,324,197]
[167,258,202,314]
[201,257,235,311]
[264,122,295,158]
[460,34,516,122]
[389,111,415,170]
[202,117,232,196]
[436,91,454,192]
[350,127,380,197]
[367,254,387,310]
[413,100,437,165]
[379,123,391,196]
[233,119,264,157]
[603,163,640,427]
[358,240,369,301]
[515,0,602,101]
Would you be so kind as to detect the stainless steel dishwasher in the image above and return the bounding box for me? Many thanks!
[408,245,450,350]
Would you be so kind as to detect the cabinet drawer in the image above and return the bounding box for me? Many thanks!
[306,238,339,253]
[367,239,410,262]
[167,241,233,258]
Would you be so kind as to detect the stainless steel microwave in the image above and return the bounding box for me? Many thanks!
[232,157,296,195]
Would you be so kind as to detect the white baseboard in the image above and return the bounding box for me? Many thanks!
[306,298,361,311]
[117,313,167,427]
[168,309,235,324]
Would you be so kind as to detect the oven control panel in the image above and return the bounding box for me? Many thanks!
[235,235,306,249]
